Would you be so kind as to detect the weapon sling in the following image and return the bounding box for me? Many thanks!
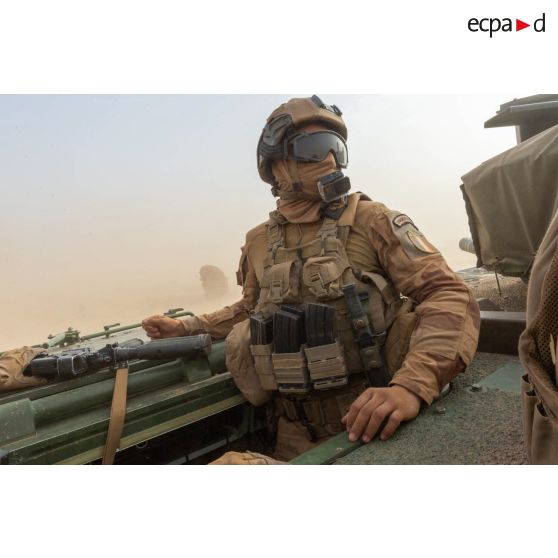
[102,366,130,465]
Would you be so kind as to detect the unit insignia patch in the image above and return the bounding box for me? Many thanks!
[407,230,438,255]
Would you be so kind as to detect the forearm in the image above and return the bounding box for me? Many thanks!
[179,298,252,340]
[389,277,480,404]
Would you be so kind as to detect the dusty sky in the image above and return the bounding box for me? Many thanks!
[0,94,521,350]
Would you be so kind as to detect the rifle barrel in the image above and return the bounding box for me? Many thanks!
[114,335,212,361]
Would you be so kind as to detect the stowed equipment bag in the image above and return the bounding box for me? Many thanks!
[0,346,47,392]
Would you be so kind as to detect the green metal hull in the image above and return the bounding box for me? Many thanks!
[0,328,262,465]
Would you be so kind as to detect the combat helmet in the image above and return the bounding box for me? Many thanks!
[257,95,349,194]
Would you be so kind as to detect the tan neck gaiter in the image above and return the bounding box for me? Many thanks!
[272,155,340,223]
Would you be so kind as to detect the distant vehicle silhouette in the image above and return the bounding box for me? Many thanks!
[199,265,229,298]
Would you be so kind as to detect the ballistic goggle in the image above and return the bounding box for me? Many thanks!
[258,130,349,168]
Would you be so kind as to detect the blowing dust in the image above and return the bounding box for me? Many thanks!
[0,243,475,351]
[0,94,514,351]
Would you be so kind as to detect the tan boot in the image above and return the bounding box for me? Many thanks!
[209,451,286,465]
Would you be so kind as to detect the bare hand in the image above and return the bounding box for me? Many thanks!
[341,385,421,443]
[141,315,186,339]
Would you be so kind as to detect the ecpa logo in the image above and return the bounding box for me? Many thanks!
[468,13,546,37]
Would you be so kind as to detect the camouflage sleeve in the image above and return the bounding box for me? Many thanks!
[179,242,260,340]
[366,206,480,405]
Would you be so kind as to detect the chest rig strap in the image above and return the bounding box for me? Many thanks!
[266,213,345,256]
[266,212,287,264]
[316,217,340,255]
[262,213,294,306]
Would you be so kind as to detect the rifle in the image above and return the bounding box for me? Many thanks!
[23,335,212,380]
[342,283,391,387]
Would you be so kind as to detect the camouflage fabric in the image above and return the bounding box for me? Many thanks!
[519,209,558,464]
[180,300,252,339]
[182,193,480,405]
[0,346,47,392]
[526,210,558,324]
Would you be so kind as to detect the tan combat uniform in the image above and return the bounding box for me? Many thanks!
[182,194,480,459]
[519,210,558,464]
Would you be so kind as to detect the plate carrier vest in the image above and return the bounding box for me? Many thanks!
[249,201,409,395]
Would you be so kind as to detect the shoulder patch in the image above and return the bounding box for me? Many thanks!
[392,214,416,229]
[406,230,438,255]
[385,209,439,259]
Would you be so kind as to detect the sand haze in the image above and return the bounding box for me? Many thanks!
[0,95,518,350]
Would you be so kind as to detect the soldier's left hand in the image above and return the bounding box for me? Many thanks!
[341,385,421,443]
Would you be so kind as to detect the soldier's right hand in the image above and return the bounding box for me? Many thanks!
[141,315,187,339]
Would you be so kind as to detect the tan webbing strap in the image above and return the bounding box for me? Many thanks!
[367,287,386,336]
[102,366,130,465]
[266,214,286,264]
[269,260,293,302]
[267,222,283,249]
[316,217,340,254]
[316,217,339,239]
[338,225,350,247]
[361,271,397,307]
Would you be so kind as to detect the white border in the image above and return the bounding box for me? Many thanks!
[0,1,555,92]
[1,2,556,556]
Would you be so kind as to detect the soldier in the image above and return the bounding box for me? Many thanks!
[519,210,558,464]
[142,96,480,461]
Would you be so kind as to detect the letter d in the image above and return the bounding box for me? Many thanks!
[534,13,546,32]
